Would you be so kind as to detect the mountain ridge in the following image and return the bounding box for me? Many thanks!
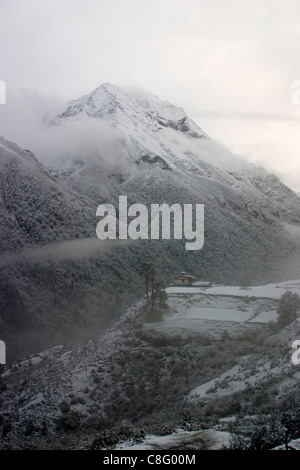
[51,82,208,140]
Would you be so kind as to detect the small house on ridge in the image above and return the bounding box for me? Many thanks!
[173,271,195,286]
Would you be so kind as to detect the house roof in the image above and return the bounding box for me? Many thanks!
[174,271,195,279]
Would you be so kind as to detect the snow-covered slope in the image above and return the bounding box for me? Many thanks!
[1,279,300,450]
[0,136,96,251]
[0,136,146,361]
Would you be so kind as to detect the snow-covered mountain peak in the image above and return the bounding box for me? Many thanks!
[47,83,300,201]
[51,82,207,140]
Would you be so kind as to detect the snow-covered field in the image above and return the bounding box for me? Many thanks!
[143,281,300,339]
[167,279,300,300]
[115,428,231,450]
[187,355,300,401]
[144,280,300,337]
[273,438,300,450]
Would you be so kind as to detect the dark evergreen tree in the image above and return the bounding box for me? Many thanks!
[277,291,300,327]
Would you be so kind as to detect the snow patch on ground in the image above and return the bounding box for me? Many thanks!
[273,438,300,450]
[167,279,300,299]
[187,355,295,402]
[115,429,231,450]
[149,279,300,337]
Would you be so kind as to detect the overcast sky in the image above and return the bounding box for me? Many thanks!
[0,0,300,191]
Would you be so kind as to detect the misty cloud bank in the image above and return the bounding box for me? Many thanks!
[0,90,132,171]
[0,238,132,267]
